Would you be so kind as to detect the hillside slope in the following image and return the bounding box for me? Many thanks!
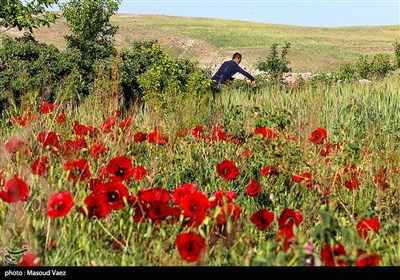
[1,13,398,72]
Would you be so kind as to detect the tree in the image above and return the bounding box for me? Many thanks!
[0,0,58,33]
[60,0,121,43]
[59,0,121,95]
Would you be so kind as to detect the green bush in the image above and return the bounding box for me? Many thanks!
[0,33,77,112]
[370,53,392,78]
[394,41,400,69]
[256,41,291,80]
[121,40,211,110]
[355,55,371,79]
[120,40,166,105]
[335,63,357,81]
[354,53,393,80]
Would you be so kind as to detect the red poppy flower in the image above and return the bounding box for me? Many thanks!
[278,208,303,230]
[320,142,333,157]
[56,113,66,123]
[216,160,240,180]
[40,102,55,114]
[31,156,49,176]
[343,163,361,176]
[133,166,147,181]
[210,190,237,208]
[320,243,348,266]
[211,125,226,141]
[253,127,277,139]
[362,149,371,156]
[309,127,327,145]
[357,218,380,241]
[131,199,147,223]
[19,253,40,266]
[355,249,380,266]
[138,187,171,205]
[146,202,175,225]
[89,143,107,159]
[250,209,274,230]
[276,225,296,252]
[101,115,118,133]
[175,232,206,263]
[114,239,128,250]
[180,192,210,227]
[106,156,134,181]
[18,111,39,126]
[175,127,188,139]
[64,159,91,182]
[216,202,242,227]
[242,149,254,161]
[94,181,129,211]
[38,131,61,151]
[293,172,313,188]
[344,177,359,190]
[148,126,168,145]
[192,126,204,139]
[246,180,261,196]
[5,136,26,154]
[374,168,390,190]
[285,135,298,142]
[166,206,182,224]
[119,117,132,131]
[80,193,110,219]
[72,121,90,137]
[172,183,198,205]
[47,192,74,218]
[62,137,87,157]
[261,166,279,177]
[133,131,148,143]
[0,176,29,203]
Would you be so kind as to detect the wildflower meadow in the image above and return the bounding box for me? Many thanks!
[0,74,399,267]
[0,0,399,269]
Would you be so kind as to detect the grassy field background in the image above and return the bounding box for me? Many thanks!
[1,13,398,72]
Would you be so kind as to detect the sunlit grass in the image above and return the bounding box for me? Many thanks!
[1,69,399,266]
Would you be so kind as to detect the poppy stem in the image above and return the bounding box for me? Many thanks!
[45,218,51,251]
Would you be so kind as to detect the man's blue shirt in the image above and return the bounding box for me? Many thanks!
[211,60,255,84]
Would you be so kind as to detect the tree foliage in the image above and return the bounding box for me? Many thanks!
[60,0,121,43]
[59,0,122,95]
[0,0,58,32]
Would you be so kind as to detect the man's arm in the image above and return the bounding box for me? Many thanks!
[234,64,255,81]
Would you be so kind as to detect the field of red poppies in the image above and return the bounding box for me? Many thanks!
[1,78,399,266]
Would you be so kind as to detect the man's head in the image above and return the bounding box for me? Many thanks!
[232,52,242,65]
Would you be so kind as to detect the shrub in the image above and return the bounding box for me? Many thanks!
[0,33,77,112]
[394,41,400,69]
[335,63,357,81]
[355,55,371,79]
[370,53,392,78]
[256,41,291,80]
[121,41,211,110]
[120,40,166,105]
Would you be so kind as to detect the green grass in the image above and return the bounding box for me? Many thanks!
[1,70,400,266]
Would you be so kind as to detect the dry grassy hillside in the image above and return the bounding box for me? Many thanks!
[1,13,398,72]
